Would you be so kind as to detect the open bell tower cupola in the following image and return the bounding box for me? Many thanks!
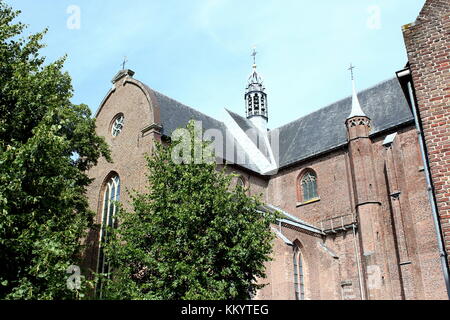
[245,48,268,132]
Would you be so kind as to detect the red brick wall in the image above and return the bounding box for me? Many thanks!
[85,68,449,298]
[82,75,160,274]
[85,37,449,298]
[258,125,447,299]
[402,0,450,261]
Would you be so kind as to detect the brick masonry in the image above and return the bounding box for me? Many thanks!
[402,0,450,263]
[83,1,449,299]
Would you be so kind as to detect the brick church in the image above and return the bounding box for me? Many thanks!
[83,0,450,300]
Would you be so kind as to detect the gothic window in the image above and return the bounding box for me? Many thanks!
[293,245,305,300]
[261,94,265,111]
[301,171,318,202]
[111,114,124,137]
[97,174,120,277]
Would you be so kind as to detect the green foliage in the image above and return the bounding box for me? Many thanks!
[0,1,110,299]
[100,121,276,300]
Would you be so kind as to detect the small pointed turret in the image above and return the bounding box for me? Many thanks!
[348,79,367,119]
[347,64,367,119]
[344,64,385,300]
[345,64,371,140]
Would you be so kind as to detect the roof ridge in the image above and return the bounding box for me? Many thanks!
[272,77,397,131]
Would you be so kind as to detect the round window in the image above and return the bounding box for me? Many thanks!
[111,115,124,137]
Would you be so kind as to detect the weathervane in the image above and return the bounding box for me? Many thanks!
[251,47,257,65]
[121,56,128,70]
[348,63,356,80]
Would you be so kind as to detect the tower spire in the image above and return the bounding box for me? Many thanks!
[245,47,268,131]
[347,63,367,119]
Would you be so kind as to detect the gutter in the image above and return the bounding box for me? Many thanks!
[260,204,325,236]
[396,67,450,299]
[278,219,325,236]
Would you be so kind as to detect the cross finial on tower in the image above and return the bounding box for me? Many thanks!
[348,63,356,81]
[251,47,257,65]
[121,56,128,70]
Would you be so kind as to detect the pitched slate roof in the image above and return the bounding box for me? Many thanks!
[272,78,413,168]
[150,88,226,138]
[145,86,260,172]
[225,109,272,162]
[226,109,255,133]
[142,77,413,173]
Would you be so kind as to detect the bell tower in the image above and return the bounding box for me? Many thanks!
[245,48,268,132]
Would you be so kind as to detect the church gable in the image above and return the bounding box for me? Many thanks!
[94,70,160,146]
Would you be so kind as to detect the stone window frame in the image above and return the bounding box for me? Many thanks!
[296,169,320,206]
[236,175,247,189]
[233,174,251,196]
[293,240,306,300]
[110,113,125,137]
[96,172,120,296]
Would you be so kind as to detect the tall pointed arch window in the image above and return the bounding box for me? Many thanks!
[301,171,318,202]
[293,245,305,300]
[97,174,120,276]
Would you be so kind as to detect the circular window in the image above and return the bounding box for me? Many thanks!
[111,114,124,137]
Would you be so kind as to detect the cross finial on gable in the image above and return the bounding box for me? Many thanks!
[121,56,128,70]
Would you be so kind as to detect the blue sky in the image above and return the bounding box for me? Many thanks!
[8,0,425,129]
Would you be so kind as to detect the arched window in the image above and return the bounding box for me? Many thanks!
[236,176,246,188]
[97,175,120,276]
[111,114,124,137]
[301,171,318,202]
[293,245,305,300]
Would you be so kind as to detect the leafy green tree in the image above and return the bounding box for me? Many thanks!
[101,121,276,300]
[0,1,110,299]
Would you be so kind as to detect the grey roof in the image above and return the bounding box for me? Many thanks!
[140,77,413,173]
[148,87,226,137]
[146,86,260,172]
[272,78,413,168]
[226,109,255,133]
[225,109,271,160]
